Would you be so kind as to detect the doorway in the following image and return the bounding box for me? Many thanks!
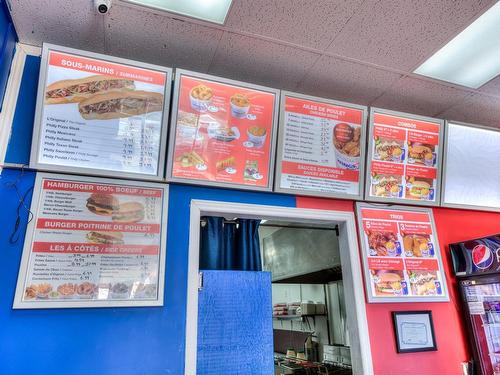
[184,200,373,375]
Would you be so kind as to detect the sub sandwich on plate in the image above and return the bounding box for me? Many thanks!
[45,75,135,104]
[78,90,164,120]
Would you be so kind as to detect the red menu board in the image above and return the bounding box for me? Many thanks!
[275,93,366,198]
[168,72,278,189]
[366,110,443,204]
[356,203,448,302]
[13,174,167,309]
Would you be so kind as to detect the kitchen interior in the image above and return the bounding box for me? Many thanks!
[260,220,352,375]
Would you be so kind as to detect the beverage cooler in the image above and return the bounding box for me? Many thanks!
[451,234,500,375]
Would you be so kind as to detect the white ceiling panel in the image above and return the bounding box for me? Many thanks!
[296,55,402,105]
[208,32,320,91]
[105,5,223,71]
[372,76,471,117]
[326,0,496,71]
[225,0,365,50]
[9,0,105,52]
[440,93,500,129]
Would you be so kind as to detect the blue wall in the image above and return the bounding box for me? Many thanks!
[0,39,298,374]
[0,0,16,111]
[0,171,295,374]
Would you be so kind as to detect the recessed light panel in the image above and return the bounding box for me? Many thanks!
[414,2,500,89]
[125,0,233,25]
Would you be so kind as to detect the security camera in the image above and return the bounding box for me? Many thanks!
[94,0,111,14]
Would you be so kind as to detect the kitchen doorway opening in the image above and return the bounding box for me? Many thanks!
[184,200,373,375]
[260,220,352,374]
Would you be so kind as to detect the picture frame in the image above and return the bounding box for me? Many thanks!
[392,311,437,353]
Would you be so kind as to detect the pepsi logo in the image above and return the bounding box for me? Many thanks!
[472,245,494,269]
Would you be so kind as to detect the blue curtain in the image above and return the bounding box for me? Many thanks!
[200,216,262,271]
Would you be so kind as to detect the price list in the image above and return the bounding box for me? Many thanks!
[33,48,169,178]
[278,95,365,196]
[16,176,166,307]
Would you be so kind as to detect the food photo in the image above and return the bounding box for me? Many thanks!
[402,233,434,257]
[371,174,403,198]
[372,270,407,296]
[333,123,361,170]
[405,177,434,200]
[408,142,436,166]
[374,137,405,163]
[366,230,401,257]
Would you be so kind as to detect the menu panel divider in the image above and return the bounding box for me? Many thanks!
[274,91,368,199]
[166,69,280,192]
[13,173,168,309]
[364,107,445,207]
[30,43,172,181]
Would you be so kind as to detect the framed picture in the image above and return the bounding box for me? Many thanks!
[392,311,437,353]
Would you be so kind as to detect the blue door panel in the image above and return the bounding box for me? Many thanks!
[197,271,273,375]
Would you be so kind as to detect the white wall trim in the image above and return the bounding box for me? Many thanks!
[184,200,373,375]
[0,43,30,170]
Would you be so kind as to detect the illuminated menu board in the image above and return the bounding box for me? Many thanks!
[166,70,280,191]
[442,122,500,212]
[30,44,172,180]
[13,173,168,309]
[365,108,444,206]
[274,92,367,199]
[356,203,448,303]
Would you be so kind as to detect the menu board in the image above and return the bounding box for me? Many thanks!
[365,109,444,206]
[275,92,367,198]
[13,173,167,309]
[442,122,500,212]
[356,203,448,303]
[30,44,172,180]
[166,70,279,190]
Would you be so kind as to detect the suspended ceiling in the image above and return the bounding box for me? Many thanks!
[7,0,500,128]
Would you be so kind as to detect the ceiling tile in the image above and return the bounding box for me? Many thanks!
[105,5,222,72]
[208,32,320,91]
[478,75,500,97]
[296,55,402,105]
[440,93,500,129]
[327,0,495,71]
[9,0,105,52]
[371,76,471,117]
[225,0,365,50]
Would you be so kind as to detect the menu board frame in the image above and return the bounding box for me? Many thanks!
[29,43,173,181]
[13,172,168,309]
[365,107,445,207]
[165,69,280,191]
[441,120,500,213]
[356,202,449,303]
[274,91,368,199]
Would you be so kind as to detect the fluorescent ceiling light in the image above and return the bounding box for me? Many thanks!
[414,2,500,89]
[125,0,233,24]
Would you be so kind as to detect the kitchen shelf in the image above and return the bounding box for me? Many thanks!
[273,314,327,320]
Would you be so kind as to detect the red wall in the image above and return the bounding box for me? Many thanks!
[367,207,500,375]
[296,197,500,375]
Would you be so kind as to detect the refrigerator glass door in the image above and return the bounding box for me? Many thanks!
[463,280,500,375]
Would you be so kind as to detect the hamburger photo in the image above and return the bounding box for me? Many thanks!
[406,177,432,200]
[112,202,145,223]
[408,143,434,166]
[86,193,119,216]
[373,270,404,296]
[86,231,124,245]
